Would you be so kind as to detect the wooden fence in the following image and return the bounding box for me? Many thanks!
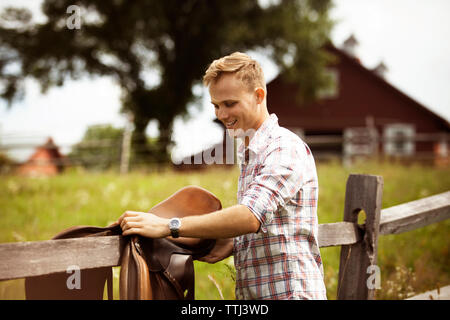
[0,174,449,299]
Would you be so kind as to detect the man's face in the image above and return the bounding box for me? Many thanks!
[209,73,265,137]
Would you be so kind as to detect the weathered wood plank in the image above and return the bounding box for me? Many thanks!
[318,222,362,247]
[0,236,125,281]
[380,191,450,235]
[337,174,383,300]
[0,221,362,281]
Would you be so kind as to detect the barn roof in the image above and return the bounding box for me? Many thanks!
[266,43,450,132]
[330,45,449,128]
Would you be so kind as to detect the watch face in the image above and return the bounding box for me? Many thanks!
[170,218,180,229]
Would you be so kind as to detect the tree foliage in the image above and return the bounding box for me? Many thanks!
[68,124,124,170]
[0,0,334,163]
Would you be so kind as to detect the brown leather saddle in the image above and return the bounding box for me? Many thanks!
[25,186,221,300]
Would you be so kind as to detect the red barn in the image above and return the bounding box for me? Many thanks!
[267,37,449,165]
[18,137,65,176]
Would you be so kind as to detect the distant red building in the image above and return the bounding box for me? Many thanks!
[18,138,65,176]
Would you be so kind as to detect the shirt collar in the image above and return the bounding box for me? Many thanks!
[237,113,279,157]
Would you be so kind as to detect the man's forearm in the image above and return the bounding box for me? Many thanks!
[178,204,260,239]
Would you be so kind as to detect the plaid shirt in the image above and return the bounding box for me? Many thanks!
[234,114,327,300]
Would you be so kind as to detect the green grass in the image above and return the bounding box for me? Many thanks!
[0,161,449,300]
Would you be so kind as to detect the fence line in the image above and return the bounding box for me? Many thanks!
[0,176,448,300]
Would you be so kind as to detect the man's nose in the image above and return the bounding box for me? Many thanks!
[216,106,228,121]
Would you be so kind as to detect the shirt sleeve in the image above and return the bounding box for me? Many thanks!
[239,138,305,233]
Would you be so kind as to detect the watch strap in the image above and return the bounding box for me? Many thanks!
[171,228,179,238]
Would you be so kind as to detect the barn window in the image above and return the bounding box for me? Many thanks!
[383,124,415,156]
[344,127,379,157]
[317,68,339,100]
[435,139,448,157]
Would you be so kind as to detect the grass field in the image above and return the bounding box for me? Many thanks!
[0,160,449,300]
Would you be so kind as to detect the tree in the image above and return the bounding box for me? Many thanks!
[68,124,124,170]
[0,0,334,163]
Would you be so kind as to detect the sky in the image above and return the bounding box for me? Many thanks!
[1,0,449,161]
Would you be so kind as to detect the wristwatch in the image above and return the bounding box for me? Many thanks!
[168,218,181,238]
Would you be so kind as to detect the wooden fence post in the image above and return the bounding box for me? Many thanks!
[337,174,383,300]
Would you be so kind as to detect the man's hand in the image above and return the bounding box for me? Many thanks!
[198,238,233,264]
[117,211,170,238]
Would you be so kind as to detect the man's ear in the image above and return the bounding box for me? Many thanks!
[255,87,266,104]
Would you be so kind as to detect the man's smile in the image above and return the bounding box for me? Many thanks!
[225,119,237,128]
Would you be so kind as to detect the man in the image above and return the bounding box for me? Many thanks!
[117,52,327,300]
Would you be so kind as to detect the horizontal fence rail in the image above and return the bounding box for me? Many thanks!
[379,191,450,235]
[0,236,126,281]
[318,222,362,247]
[0,190,449,282]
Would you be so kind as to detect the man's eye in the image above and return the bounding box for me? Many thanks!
[225,101,236,107]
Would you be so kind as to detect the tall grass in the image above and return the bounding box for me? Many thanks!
[0,161,449,299]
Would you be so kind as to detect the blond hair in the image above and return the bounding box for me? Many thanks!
[203,52,266,92]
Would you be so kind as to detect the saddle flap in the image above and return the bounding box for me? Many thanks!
[149,253,194,300]
[164,253,195,300]
[140,237,187,272]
